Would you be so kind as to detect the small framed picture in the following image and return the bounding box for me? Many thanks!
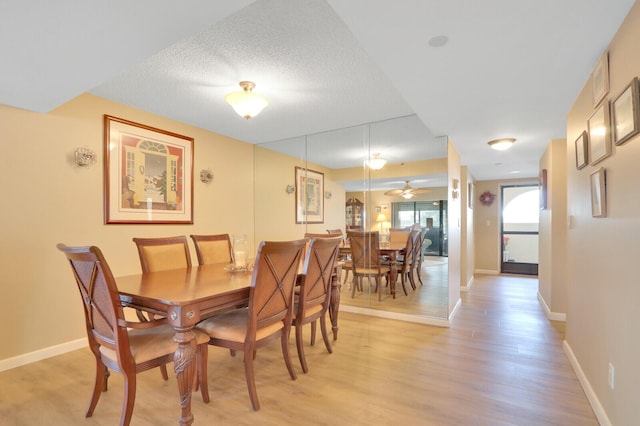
[591,51,609,107]
[575,131,589,170]
[612,77,640,145]
[590,167,606,217]
[539,169,547,210]
[587,101,611,165]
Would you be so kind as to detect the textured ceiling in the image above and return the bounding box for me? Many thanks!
[1,0,636,183]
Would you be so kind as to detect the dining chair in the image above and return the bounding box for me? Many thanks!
[190,233,234,265]
[412,229,427,285]
[131,235,192,379]
[294,236,342,373]
[56,244,210,426]
[346,231,390,301]
[196,238,307,411]
[392,229,420,295]
[326,229,353,286]
[132,235,192,272]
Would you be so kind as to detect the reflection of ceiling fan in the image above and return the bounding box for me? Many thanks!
[384,180,430,199]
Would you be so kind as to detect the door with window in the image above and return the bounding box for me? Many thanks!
[501,185,538,275]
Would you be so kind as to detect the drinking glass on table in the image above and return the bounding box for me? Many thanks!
[233,234,248,268]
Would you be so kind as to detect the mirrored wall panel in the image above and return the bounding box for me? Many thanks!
[254,114,449,320]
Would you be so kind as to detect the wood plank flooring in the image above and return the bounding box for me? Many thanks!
[0,273,597,425]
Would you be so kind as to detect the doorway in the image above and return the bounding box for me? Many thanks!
[391,200,448,257]
[501,185,538,275]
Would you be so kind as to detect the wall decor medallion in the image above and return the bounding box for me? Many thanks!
[479,191,496,206]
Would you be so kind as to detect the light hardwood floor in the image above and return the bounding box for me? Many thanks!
[0,274,597,425]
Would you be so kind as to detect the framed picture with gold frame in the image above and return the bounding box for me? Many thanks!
[295,166,324,224]
[575,131,588,170]
[590,167,606,218]
[587,101,611,166]
[104,115,194,224]
[591,51,609,107]
[612,77,640,145]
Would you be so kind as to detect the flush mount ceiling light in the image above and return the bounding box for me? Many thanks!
[366,153,387,170]
[488,138,516,151]
[225,81,269,119]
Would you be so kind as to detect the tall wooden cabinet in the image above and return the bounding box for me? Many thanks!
[345,197,363,229]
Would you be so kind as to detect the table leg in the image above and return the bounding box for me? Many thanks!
[389,254,398,299]
[173,328,197,426]
[329,264,342,340]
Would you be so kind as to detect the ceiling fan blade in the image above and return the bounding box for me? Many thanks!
[384,189,404,196]
[408,188,431,195]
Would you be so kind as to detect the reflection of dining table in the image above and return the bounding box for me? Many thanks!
[339,241,405,299]
[116,262,343,425]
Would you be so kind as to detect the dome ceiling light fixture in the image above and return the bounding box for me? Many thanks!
[366,153,387,170]
[488,138,516,151]
[225,81,269,119]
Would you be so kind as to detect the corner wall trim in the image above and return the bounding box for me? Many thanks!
[461,275,474,292]
[0,338,87,372]
[537,292,567,321]
[448,297,462,321]
[563,340,611,426]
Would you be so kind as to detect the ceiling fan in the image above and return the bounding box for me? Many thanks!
[384,180,430,199]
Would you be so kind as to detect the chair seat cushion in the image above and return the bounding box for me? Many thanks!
[99,323,209,365]
[196,309,283,343]
[354,266,390,275]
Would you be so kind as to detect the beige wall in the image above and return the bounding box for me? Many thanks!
[460,166,475,290]
[0,94,254,360]
[565,2,640,424]
[538,138,568,317]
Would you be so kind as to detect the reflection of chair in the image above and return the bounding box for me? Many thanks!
[190,234,234,265]
[390,230,420,295]
[389,229,410,245]
[347,231,390,301]
[412,230,427,285]
[196,239,307,411]
[326,229,352,286]
[57,244,210,425]
[132,235,192,272]
[294,236,342,373]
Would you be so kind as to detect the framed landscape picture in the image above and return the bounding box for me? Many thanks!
[104,115,194,224]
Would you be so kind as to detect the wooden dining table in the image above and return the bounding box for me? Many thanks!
[116,261,343,425]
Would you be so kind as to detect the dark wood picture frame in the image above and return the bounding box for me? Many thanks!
[104,115,194,224]
[612,77,640,145]
[575,131,589,170]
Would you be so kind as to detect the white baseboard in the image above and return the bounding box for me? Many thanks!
[563,340,611,426]
[340,305,450,327]
[475,269,499,275]
[448,297,461,322]
[537,292,566,321]
[0,338,87,372]
[461,275,474,292]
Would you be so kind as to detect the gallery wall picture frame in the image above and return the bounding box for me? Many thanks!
[590,167,606,218]
[612,76,640,145]
[575,130,589,170]
[295,166,324,224]
[468,182,474,209]
[587,101,611,166]
[104,115,194,224]
[591,51,609,107]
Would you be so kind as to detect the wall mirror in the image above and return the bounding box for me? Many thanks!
[254,114,449,320]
